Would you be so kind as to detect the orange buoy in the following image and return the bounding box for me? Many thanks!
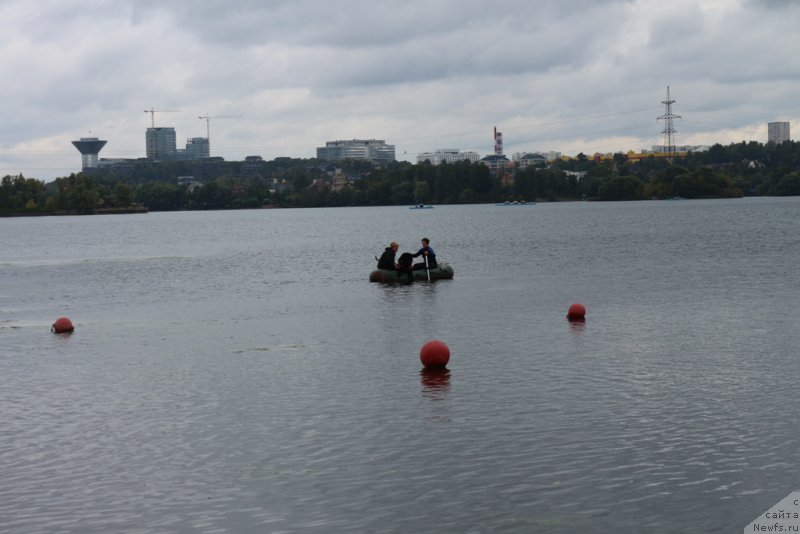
[52,317,74,333]
[566,303,586,321]
[420,339,450,368]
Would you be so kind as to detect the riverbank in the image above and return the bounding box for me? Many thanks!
[0,206,148,217]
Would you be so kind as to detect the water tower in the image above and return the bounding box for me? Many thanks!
[71,137,107,170]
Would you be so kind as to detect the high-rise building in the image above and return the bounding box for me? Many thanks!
[768,122,790,144]
[146,127,177,160]
[316,139,395,164]
[185,137,210,159]
[71,137,107,170]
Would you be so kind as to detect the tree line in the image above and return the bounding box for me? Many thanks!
[2,140,799,214]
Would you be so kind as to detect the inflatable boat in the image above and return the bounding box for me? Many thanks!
[369,263,454,283]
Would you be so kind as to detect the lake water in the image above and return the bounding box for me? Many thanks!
[1,198,799,533]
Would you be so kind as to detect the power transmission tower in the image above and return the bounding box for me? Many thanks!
[657,86,681,160]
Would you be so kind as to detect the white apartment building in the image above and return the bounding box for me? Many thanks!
[648,145,710,153]
[768,122,790,144]
[316,139,395,164]
[416,149,481,165]
[512,151,562,162]
[514,153,548,169]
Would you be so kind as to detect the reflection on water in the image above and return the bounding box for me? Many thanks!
[420,368,450,424]
[420,368,450,399]
[568,318,586,332]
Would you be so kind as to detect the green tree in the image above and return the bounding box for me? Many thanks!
[769,172,800,196]
[365,181,392,205]
[57,174,99,213]
[413,180,431,203]
[458,188,477,203]
[0,174,45,209]
[112,181,134,207]
[135,183,186,210]
[597,175,644,201]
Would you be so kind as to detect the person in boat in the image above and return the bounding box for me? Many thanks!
[376,242,413,280]
[377,242,399,270]
[412,238,437,270]
[396,252,414,280]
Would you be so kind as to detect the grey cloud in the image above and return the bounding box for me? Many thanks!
[1,0,798,180]
[746,0,799,9]
[128,0,635,49]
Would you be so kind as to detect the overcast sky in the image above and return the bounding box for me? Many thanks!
[1,0,798,181]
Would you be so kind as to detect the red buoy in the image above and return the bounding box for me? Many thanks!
[566,303,586,321]
[420,339,450,368]
[52,317,74,333]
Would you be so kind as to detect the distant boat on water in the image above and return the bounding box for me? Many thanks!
[409,204,434,209]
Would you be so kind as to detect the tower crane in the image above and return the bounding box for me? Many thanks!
[144,108,180,128]
[198,114,239,156]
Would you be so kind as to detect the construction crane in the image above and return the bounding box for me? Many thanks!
[144,108,180,128]
[198,114,239,156]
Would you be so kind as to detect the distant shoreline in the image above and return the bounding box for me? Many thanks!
[0,206,149,217]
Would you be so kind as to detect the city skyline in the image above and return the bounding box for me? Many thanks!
[1,0,799,181]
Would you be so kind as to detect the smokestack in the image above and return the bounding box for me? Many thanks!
[494,127,503,156]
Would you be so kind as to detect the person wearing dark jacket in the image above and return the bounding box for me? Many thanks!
[412,238,437,270]
[377,242,399,270]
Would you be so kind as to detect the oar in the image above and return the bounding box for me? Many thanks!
[424,254,431,282]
